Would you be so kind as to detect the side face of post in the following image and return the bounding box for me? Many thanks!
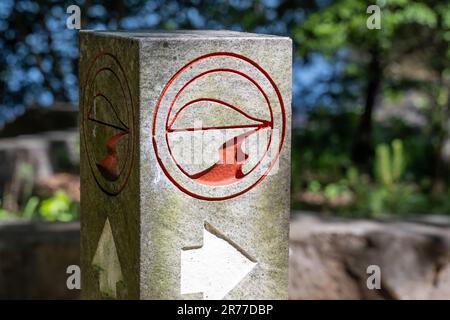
[139,32,292,299]
[79,32,140,299]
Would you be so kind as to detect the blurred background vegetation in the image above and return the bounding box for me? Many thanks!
[1,0,449,221]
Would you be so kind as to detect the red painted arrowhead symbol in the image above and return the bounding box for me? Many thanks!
[96,131,128,181]
[189,121,270,186]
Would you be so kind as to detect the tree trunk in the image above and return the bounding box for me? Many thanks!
[351,48,382,169]
[430,13,450,193]
[431,87,450,194]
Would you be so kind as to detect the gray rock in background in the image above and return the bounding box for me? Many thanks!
[80,30,292,300]
[289,213,450,299]
[0,130,79,211]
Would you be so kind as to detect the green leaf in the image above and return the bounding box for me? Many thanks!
[23,196,40,219]
[39,190,76,222]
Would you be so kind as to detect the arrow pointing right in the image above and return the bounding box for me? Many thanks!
[180,223,257,300]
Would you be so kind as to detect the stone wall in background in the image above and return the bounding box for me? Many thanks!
[1,213,449,299]
[0,221,80,299]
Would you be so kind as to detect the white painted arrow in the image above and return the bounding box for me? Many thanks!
[92,218,123,299]
[181,223,257,300]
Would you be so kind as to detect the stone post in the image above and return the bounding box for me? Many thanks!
[80,30,291,299]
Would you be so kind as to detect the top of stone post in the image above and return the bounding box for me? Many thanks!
[80,30,291,41]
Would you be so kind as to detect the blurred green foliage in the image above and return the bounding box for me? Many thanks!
[292,109,450,217]
[0,190,79,222]
[375,139,405,187]
[39,190,79,222]
[0,205,14,220]
[290,0,450,217]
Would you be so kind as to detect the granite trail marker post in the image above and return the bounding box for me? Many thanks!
[80,30,292,299]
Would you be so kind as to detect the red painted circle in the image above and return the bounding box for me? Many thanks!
[152,52,286,201]
[166,70,274,180]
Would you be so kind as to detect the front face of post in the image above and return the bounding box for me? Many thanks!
[81,31,291,300]
[140,34,292,300]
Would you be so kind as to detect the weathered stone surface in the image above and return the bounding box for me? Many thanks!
[0,220,80,299]
[80,30,292,299]
[289,213,450,300]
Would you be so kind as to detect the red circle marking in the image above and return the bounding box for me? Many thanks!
[165,70,274,180]
[82,52,135,196]
[152,52,286,201]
